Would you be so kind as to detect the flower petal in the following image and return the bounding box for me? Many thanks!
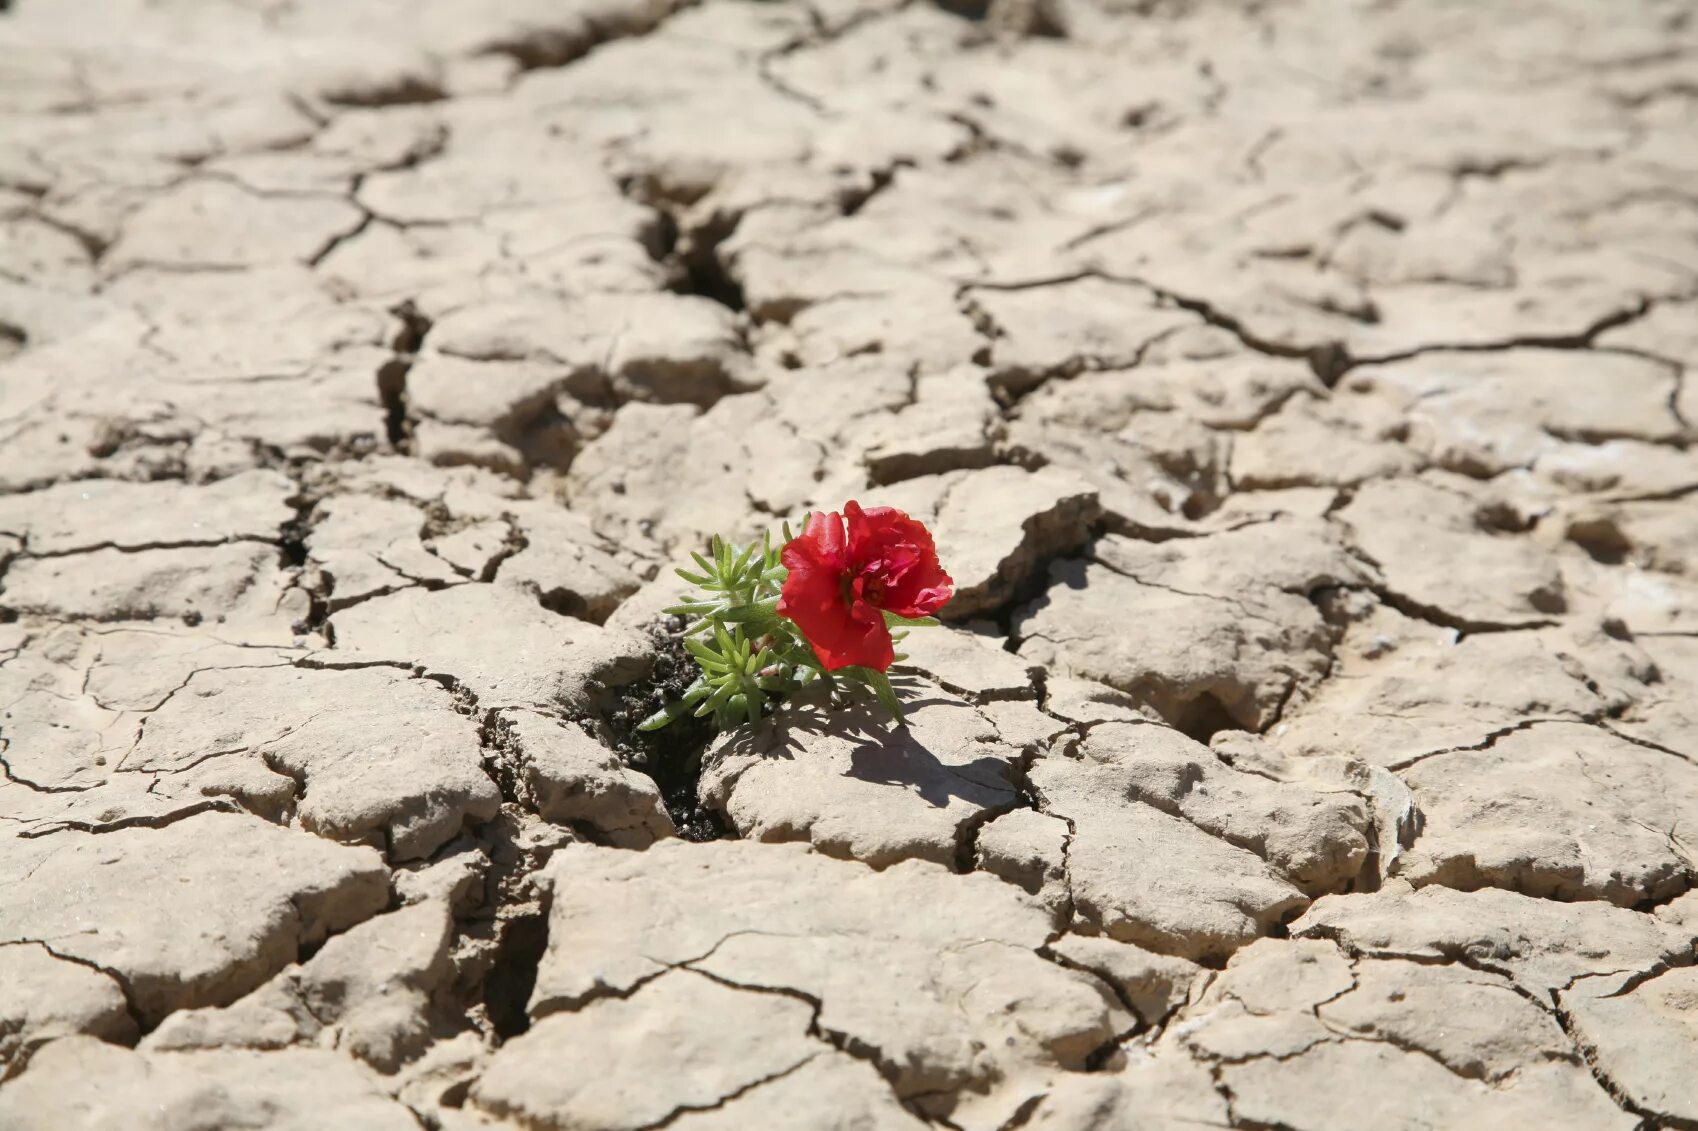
[778,510,897,671]
[844,500,953,619]
[784,509,848,573]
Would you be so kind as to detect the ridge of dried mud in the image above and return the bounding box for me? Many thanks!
[2,0,1697,1128]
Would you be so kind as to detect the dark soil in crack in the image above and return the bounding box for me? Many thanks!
[622,175,747,314]
[602,617,729,842]
[483,908,549,1039]
[378,299,431,450]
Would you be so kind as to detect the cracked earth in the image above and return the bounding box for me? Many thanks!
[2,0,1696,1128]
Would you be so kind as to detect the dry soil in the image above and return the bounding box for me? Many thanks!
[1,1,1696,1129]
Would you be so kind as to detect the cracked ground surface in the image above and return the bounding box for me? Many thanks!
[1,0,1696,1127]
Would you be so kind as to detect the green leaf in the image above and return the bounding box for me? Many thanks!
[881,611,940,628]
[642,679,711,731]
[655,514,949,735]
[717,602,765,621]
[696,680,736,718]
[731,540,757,579]
[636,699,688,731]
[864,669,906,725]
[663,601,718,617]
[684,637,728,669]
[719,605,784,639]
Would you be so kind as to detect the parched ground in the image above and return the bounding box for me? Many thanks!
[2,0,1697,1127]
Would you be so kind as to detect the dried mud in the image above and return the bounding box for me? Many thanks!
[1,0,1696,1128]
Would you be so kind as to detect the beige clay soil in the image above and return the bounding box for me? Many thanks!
[1,0,1696,1128]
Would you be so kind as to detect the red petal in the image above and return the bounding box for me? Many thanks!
[783,509,848,574]
[778,511,896,671]
[844,500,953,619]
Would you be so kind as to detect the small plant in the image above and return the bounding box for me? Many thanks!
[640,502,953,732]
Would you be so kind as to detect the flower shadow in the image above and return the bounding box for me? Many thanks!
[715,675,1016,811]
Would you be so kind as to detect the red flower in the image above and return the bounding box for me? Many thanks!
[777,502,953,672]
